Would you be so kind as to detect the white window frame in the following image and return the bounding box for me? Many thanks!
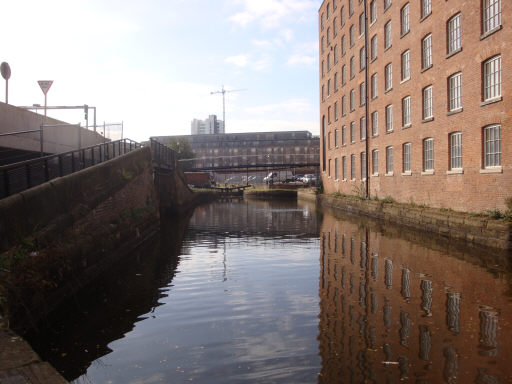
[351,154,356,180]
[371,73,378,99]
[421,0,431,18]
[360,82,366,106]
[450,132,462,170]
[384,21,392,49]
[372,149,379,175]
[483,55,501,101]
[386,146,394,174]
[423,138,434,171]
[422,34,432,69]
[448,13,461,54]
[401,3,410,36]
[361,152,367,180]
[350,89,355,111]
[402,96,411,127]
[371,111,378,136]
[350,121,356,143]
[385,63,392,91]
[370,0,377,24]
[483,0,501,34]
[449,72,462,111]
[385,104,393,132]
[371,35,378,61]
[360,116,366,140]
[483,124,501,168]
[342,125,347,145]
[401,50,410,81]
[403,142,411,172]
[335,157,339,180]
[423,86,433,119]
[342,156,347,180]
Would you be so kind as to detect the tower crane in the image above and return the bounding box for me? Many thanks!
[210,85,246,132]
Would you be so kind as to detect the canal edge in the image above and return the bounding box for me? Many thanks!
[298,191,512,251]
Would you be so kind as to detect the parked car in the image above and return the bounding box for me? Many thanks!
[225,175,242,185]
[301,174,317,184]
[263,172,278,184]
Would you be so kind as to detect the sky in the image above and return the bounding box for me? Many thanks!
[1,0,321,142]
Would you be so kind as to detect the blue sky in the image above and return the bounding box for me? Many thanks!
[2,0,321,141]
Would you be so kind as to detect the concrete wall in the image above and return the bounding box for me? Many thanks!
[0,102,106,155]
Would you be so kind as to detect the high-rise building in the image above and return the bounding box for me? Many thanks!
[191,115,225,135]
[319,0,510,212]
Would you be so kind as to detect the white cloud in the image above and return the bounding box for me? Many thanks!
[225,54,250,68]
[228,0,318,29]
[286,54,316,67]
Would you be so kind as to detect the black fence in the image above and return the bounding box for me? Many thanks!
[0,139,141,198]
[150,138,175,171]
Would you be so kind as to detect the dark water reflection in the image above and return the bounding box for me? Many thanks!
[26,199,512,383]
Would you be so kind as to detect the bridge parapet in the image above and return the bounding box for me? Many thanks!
[0,139,140,199]
[149,138,175,171]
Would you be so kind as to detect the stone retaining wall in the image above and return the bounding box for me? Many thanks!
[298,192,512,250]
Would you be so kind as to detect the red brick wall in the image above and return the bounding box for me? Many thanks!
[319,0,511,212]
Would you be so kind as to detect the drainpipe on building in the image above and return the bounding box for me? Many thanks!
[364,0,370,199]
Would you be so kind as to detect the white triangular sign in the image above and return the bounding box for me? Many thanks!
[38,80,53,95]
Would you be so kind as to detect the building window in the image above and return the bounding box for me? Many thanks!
[401,3,410,36]
[327,79,331,97]
[321,36,325,54]
[361,152,367,179]
[341,6,345,26]
[341,35,346,55]
[371,73,378,99]
[423,138,434,171]
[371,35,378,61]
[334,72,339,91]
[360,46,366,70]
[372,149,379,175]
[483,55,501,101]
[401,50,410,80]
[349,0,354,16]
[327,27,331,45]
[322,85,325,101]
[327,3,331,20]
[402,96,411,127]
[334,45,339,64]
[328,158,331,177]
[328,106,332,124]
[385,104,393,132]
[422,34,432,69]
[321,13,325,30]
[350,56,355,78]
[359,13,365,36]
[333,17,338,37]
[342,156,347,179]
[421,0,431,18]
[334,0,337,11]
[328,131,332,148]
[386,146,394,174]
[403,142,411,172]
[370,0,377,23]
[335,157,339,180]
[385,63,392,91]
[342,125,347,145]
[360,116,366,140]
[350,154,356,180]
[359,82,366,106]
[371,111,378,136]
[450,132,462,169]
[334,101,339,121]
[423,86,433,119]
[384,21,392,49]
[483,124,501,167]
[449,72,462,111]
[448,13,461,54]
[335,128,339,147]
[342,95,346,115]
[327,53,331,71]
[321,60,325,78]
[350,121,356,143]
[384,0,392,10]
[350,25,355,47]
[350,89,355,111]
[483,0,501,34]
[342,64,346,84]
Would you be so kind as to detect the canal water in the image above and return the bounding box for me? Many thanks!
[27,199,512,383]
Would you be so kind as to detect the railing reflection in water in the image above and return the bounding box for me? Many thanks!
[317,213,512,383]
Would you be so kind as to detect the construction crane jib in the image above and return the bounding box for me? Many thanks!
[210,85,246,132]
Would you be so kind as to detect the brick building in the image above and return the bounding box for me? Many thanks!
[319,0,510,212]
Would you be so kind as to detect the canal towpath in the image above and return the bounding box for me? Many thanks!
[0,328,67,383]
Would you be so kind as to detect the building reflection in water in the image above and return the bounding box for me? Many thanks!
[317,211,512,383]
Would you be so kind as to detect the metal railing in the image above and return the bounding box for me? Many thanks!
[0,139,141,198]
[150,138,175,171]
[179,152,320,171]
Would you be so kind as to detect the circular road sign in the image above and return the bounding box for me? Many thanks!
[1,62,11,80]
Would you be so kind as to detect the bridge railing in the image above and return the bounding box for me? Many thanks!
[149,139,175,171]
[0,139,141,198]
[179,152,320,171]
